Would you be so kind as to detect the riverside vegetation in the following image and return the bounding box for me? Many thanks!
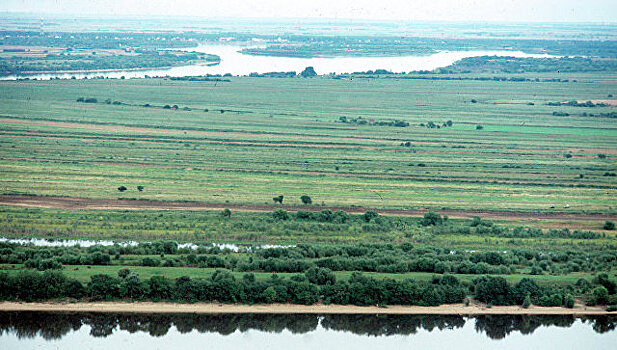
[0,211,616,309]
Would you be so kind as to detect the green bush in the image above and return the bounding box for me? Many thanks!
[272,209,289,221]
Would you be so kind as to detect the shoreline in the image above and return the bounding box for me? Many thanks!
[0,302,612,315]
[6,60,220,76]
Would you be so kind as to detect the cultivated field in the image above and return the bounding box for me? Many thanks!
[0,74,615,217]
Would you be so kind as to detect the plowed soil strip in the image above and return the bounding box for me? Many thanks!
[0,195,614,221]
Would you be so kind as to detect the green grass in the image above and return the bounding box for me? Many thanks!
[0,76,615,214]
[0,263,607,287]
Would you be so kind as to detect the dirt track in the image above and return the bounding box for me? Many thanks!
[0,301,611,315]
[1,195,614,221]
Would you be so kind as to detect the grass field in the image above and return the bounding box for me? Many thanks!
[1,263,610,288]
[0,74,616,215]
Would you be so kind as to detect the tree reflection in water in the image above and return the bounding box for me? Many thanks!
[0,312,615,341]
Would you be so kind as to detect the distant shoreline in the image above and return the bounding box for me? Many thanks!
[9,60,219,76]
[0,302,612,315]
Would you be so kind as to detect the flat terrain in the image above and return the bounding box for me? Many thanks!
[0,75,616,216]
[1,195,614,221]
[0,301,610,315]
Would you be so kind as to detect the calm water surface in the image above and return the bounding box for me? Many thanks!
[0,237,291,252]
[1,45,555,80]
[0,312,615,350]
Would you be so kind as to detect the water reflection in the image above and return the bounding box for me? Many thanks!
[0,312,615,341]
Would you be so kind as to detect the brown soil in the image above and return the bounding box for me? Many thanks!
[0,301,611,315]
[1,195,614,221]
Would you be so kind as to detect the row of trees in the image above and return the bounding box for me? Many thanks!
[272,195,312,205]
[0,269,464,306]
[2,269,615,308]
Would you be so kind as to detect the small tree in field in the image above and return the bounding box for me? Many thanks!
[604,221,615,230]
[301,195,312,205]
[137,186,144,192]
[221,208,232,218]
[273,195,284,204]
[117,186,127,192]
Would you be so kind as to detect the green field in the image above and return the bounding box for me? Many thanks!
[1,263,609,287]
[1,75,616,214]
[0,66,616,309]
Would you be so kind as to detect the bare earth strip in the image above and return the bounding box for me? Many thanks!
[0,301,611,315]
[0,195,615,221]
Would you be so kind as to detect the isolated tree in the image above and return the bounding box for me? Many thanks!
[137,186,144,192]
[604,221,615,230]
[300,195,312,205]
[476,125,484,130]
[273,195,284,204]
[117,186,127,192]
[300,66,317,77]
[221,208,232,218]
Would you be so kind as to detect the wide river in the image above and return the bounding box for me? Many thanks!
[3,45,554,80]
[0,312,615,349]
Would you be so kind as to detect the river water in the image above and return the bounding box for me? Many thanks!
[2,45,555,80]
[0,237,292,252]
[0,312,615,349]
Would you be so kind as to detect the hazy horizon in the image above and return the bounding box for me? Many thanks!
[1,0,616,23]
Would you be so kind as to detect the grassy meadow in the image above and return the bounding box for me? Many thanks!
[0,74,616,214]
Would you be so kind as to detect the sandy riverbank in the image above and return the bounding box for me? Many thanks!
[0,302,612,315]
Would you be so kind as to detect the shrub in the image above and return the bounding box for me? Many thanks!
[603,221,615,230]
[522,294,531,308]
[262,286,277,303]
[117,186,127,192]
[87,274,121,301]
[564,294,575,308]
[592,286,609,305]
[117,268,131,279]
[363,210,379,222]
[141,257,160,267]
[420,212,443,226]
[473,276,513,305]
[300,195,312,205]
[272,209,289,221]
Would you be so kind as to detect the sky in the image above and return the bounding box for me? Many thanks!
[1,0,616,23]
